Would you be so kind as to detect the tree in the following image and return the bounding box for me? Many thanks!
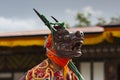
[96,17,106,26]
[109,16,120,24]
[76,12,120,27]
[76,12,92,27]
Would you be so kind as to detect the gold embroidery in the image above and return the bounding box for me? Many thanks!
[26,60,49,80]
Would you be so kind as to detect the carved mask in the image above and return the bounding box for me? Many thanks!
[52,26,84,58]
[33,9,84,58]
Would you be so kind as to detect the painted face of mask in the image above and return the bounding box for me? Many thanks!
[52,26,84,58]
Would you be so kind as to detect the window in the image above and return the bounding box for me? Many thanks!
[80,62,104,80]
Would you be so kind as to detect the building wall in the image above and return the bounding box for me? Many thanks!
[80,62,104,80]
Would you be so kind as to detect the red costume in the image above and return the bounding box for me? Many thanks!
[26,59,79,80]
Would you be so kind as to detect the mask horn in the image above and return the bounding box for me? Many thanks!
[33,8,55,32]
[51,16,59,22]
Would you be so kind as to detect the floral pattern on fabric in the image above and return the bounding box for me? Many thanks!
[26,59,78,80]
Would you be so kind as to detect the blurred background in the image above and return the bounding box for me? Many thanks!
[0,0,120,80]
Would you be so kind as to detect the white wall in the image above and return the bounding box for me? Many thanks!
[14,72,24,80]
[80,62,104,80]
[0,73,12,78]
[81,62,91,80]
[94,62,104,80]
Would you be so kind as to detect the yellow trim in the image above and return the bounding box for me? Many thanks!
[0,37,45,47]
[103,32,114,43]
[83,33,105,45]
[112,31,120,38]
[83,30,120,45]
[0,30,120,47]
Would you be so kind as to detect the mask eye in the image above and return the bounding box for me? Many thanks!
[75,31,84,37]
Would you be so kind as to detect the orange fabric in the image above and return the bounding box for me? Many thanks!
[46,34,52,48]
[46,34,70,78]
[47,49,69,78]
[63,64,69,78]
[47,49,69,68]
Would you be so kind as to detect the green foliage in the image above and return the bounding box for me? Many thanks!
[96,17,106,26]
[76,12,91,27]
[110,16,120,24]
[75,11,120,27]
